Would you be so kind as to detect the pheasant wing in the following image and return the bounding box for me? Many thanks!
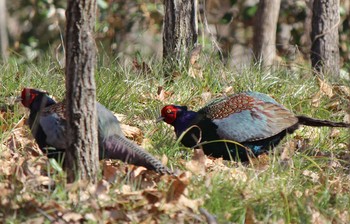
[200,94,298,142]
[39,102,68,149]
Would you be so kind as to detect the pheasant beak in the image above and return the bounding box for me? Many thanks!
[156,116,165,123]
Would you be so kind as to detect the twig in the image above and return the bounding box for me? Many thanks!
[35,207,56,223]
[199,207,218,224]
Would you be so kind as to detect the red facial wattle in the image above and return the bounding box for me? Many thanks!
[161,105,178,124]
[21,88,38,108]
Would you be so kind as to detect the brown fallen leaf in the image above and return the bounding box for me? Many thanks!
[280,140,296,161]
[333,85,350,97]
[186,148,206,175]
[190,45,202,65]
[330,128,341,138]
[176,194,203,211]
[249,153,270,170]
[103,160,120,182]
[84,213,98,222]
[26,176,54,188]
[189,45,203,78]
[224,86,233,94]
[161,154,168,167]
[142,189,163,204]
[157,86,173,101]
[317,77,334,98]
[312,78,348,110]
[104,208,130,222]
[201,92,212,103]
[112,112,144,143]
[311,91,322,108]
[166,172,191,203]
[310,210,329,224]
[95,179,110,195]
[62,212,83,223]
[326,100,341,111]
[132,58,152,74]
[131,166,148,178]
[303,170,320,183]
[23,217,45,224]
[120,123,143,144]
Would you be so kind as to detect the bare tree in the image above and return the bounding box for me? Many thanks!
[0,0,8,62]
[253,0,281,67]
[65,0,99,183]
[311,0,340,77]
[163,0,198,73]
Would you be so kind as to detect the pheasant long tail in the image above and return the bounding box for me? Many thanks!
[102,135,173,175]
[297,115,350,128]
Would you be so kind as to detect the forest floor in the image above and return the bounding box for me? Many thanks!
[1,55,350,223]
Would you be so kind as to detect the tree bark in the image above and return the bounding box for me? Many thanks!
[311,0,340,77]
[253,0,281,67]
[0,0,8,62]
[163,0,198,72]
[65,0,99,183]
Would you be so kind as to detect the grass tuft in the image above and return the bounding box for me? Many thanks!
[1,53,349,223]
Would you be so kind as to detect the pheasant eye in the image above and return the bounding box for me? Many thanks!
[166,108,172,114]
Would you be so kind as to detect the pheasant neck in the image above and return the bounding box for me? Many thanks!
[30,95,56,112]
[173,110,198,137]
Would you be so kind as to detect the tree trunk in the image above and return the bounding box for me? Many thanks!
[0,0,8,62]
[163,0,198,73]
[253,0,281,67]
[301,0,314,55]
[65,0,99,183]
[311,0,340,77]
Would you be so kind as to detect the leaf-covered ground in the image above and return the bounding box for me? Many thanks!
[0,108,208,223]
[0,55,350,223]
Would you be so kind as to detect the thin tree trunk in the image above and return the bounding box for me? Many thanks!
[311,0,340,77]
[301,0,314,55]
[253,0,281,67]
[163,0,198,73]
[65,0,99,183]
[0,0,8,62]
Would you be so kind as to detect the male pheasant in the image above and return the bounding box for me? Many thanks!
[158,91,350,161]
[19,88,171,174]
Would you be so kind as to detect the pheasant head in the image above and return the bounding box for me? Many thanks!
[158,105,198,137]
[19,88,56,111]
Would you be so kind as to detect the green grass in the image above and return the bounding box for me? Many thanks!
[1,54,349,223]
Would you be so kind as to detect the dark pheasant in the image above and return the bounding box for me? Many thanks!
[19,88,171,174]
[158,91,350,161]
